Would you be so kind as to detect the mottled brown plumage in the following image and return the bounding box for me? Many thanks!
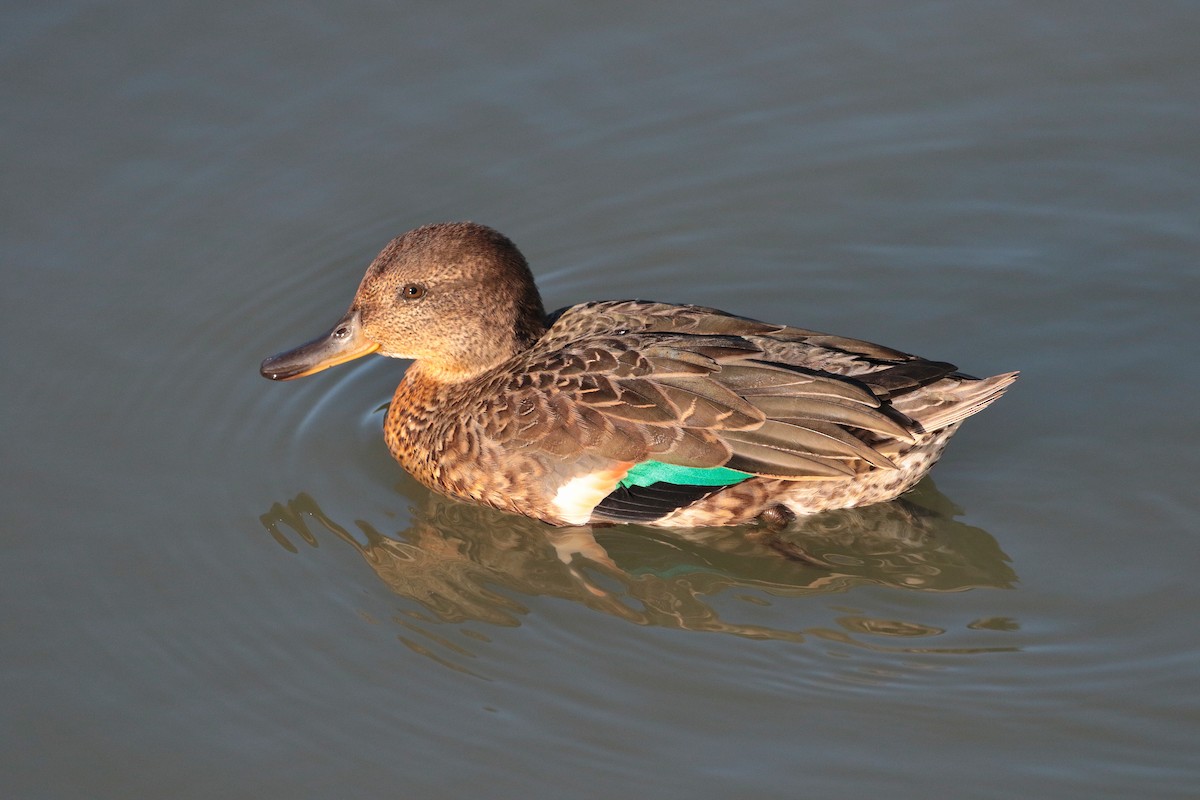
[262,222,1017,526]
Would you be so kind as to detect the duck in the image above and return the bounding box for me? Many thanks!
[261,222,1017,527]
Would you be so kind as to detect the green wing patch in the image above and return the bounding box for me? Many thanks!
[617,460,752,489]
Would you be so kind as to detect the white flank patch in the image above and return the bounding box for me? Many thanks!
[551,468,627,525]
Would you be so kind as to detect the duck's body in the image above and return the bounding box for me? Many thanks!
[263,223,1016,527]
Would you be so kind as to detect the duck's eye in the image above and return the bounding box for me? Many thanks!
[400,284,426,300]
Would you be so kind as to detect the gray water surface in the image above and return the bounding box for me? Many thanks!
[4,2,1199,798]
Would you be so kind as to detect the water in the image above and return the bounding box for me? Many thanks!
[4,2,1199,798]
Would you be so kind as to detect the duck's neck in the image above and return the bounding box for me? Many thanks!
[418,305,548,385]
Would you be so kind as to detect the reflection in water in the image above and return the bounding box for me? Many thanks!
[260,480,1018,672]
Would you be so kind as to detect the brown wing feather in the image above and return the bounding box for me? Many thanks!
[479,301,1014,482]
[484,304,901,479]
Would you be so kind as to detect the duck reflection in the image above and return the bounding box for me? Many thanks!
[260,480,1016,649]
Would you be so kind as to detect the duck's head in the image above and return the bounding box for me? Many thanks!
[261,222,547,383]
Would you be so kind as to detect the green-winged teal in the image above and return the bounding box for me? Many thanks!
[262,222,1017,527]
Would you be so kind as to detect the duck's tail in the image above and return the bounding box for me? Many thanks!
[892,370,1019,433]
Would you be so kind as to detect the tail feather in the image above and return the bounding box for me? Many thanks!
[892,371,1019,433]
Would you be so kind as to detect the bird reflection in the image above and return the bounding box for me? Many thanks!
[260,480,1016,651]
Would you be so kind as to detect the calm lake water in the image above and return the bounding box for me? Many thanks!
[4,2,1199,798]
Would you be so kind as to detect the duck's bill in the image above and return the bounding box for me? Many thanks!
[260,309,380,381]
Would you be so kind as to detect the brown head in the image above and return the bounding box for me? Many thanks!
[261,222,548,382]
